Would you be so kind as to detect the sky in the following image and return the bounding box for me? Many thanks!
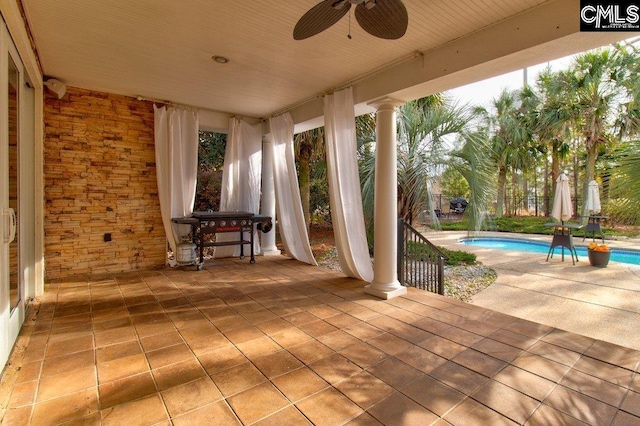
[446,54,576,109]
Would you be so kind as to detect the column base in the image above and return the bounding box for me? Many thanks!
[260,248,281,257]
[364,284,407,300]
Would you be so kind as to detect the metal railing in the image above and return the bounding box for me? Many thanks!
[397,218,446,295]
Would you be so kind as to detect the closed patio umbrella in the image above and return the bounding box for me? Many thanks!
[551,173,572,223]
[584,180,601,215]
[547,173,578,264]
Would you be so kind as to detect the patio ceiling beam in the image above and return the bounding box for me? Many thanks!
[288,0,631,132]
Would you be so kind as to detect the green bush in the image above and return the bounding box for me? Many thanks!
[494,216,552,234]
[437,246,477,266]
[436,215,638,238]
[404,241,476,266]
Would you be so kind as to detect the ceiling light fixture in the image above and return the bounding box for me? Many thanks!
[212,55,230,64]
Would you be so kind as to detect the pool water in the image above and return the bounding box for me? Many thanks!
[459,237,640,266]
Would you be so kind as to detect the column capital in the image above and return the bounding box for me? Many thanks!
[368,96,404,110]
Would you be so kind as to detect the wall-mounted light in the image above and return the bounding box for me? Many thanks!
[44,78,67,99]
[212,55,230,64]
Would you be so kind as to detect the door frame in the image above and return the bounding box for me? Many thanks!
[0,14,40,371]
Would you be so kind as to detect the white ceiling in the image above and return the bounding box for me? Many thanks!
[23,0,631,126]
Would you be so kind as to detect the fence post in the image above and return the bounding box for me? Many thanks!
[438,255,445,295]
[397,217,404,286]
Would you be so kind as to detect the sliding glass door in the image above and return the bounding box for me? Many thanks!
[1,20,28,368]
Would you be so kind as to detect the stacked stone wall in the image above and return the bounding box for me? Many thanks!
[44,87,166,279]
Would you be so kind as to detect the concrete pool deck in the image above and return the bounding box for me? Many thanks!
[423,231,640,351]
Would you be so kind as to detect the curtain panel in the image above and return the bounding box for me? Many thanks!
[269,113,316,265]
[153,105,199,264]
[324,88,373,281]
[216,117,263,257]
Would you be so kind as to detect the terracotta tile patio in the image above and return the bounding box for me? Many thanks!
[1,256,639,425]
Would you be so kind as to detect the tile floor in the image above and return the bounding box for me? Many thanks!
[1,256,639,425]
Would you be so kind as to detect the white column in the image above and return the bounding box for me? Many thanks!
[365,98,407,300]
[260,134,280,256]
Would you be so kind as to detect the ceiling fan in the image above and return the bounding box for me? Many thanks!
[293,0,408,40]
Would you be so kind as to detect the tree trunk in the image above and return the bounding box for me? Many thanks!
[511,171,518,216]
[551,142,560,191]
[523,177,528,215]
[549,141,561,217]
[534,167,539,216]
[495,165,507,218]
[543,159,549,216]
[573,145,579,218]
[298,143,312,231]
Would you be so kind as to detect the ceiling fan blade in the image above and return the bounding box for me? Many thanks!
[355,0,408,40]
[293,1,351,40]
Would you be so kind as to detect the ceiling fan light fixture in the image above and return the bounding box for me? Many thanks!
[365,0,376,10]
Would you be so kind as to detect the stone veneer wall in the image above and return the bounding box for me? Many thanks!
[44,87,166,279]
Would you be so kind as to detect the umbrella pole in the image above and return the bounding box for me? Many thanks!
[560,206,565,261]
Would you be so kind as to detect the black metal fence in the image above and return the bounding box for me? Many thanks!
[397,218,446,294]
[430,194,585,218]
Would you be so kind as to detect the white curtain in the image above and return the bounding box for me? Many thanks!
[216,117,263,257]
[154,105,199,264]
[269,113,317,265]
[324,88,373,281]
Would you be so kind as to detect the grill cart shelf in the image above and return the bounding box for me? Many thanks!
[172,211,272,270]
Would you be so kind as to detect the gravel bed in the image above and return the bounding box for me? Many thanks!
[443,265,497,302]
[317,247,497,302]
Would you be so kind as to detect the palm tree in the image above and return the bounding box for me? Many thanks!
[535,67,575,214]
[487,89,536,217]
[573,50,621,210]
[448,127,494,233]
[532,45,640,221]
[612,42,640,221]
[294,128,325,230]
[359,95,478,234]
[559,49,624,216]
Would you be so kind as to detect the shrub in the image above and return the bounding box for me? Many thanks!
[404,241,477,266]
[436,246,477,266]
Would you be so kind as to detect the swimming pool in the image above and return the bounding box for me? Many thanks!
[459,237,640,266]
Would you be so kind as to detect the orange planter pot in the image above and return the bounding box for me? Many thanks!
[588,249,610,267]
